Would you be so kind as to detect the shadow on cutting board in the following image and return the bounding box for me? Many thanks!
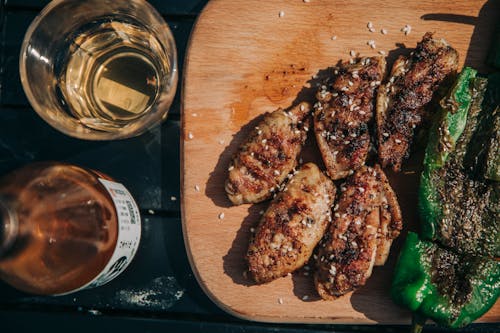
[204,66,329,209]
[218,69,330,286]
[350,0,500,322]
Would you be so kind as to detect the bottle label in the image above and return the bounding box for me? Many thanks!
[58,179,141,295]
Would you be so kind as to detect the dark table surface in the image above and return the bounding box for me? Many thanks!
[0,1,498,332]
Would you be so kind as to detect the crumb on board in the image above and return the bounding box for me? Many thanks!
[188,132,194,140]
[401,24,411,35]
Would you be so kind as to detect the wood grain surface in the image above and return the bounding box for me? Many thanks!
[181,0,500,324]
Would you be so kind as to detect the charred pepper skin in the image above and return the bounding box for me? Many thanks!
[393,67,500,331]
[484,73,500,182]
[418,68,477,241]
[392,232,500,329]
[419,68,500,257]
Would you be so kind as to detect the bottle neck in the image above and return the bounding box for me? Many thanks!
[0,197,18,258]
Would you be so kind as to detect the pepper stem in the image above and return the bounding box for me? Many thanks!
[410,313,426,333]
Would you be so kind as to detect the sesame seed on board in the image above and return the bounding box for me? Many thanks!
[401,24,411,35]
[278,10,285,18]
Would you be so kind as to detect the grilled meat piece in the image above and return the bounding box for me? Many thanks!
[314,57,386,180]
[374,165,403,265]
[377,32,459,171]
[247,163,335,284]
[314,165,401,299]
[225,102,311,205]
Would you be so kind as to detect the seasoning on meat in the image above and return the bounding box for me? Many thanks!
[247,163,335,283]
[377,32,459,171]
[225,102,311,205]
[314,165,401,299]
[314,57,386,180]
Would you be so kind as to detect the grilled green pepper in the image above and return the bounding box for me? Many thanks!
[393,68,500,331]
[392,232,500,331]
[419,68,500,257]
[484,73,500,181]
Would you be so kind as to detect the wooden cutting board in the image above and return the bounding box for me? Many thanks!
[181,0,500,324]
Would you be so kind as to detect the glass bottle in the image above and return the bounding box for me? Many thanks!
[0,162,141,295]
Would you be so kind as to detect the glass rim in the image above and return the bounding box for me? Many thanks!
[19,0,178,141]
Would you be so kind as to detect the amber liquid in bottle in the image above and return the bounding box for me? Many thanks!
[0,162,121,295]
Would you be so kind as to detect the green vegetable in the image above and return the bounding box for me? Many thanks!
[393,68,500,331]
[484,73,500,181]
[392,232,500,331]
[419,69,499,257]
[485,106,500,181]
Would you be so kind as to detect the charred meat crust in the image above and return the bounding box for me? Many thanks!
[374,164,403,265]
[314,57,386,180]
[315,166,381,299]
[377,32,459,171]
[225,102,311,205]
[314,165,402,299]
[247,163,336,284]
